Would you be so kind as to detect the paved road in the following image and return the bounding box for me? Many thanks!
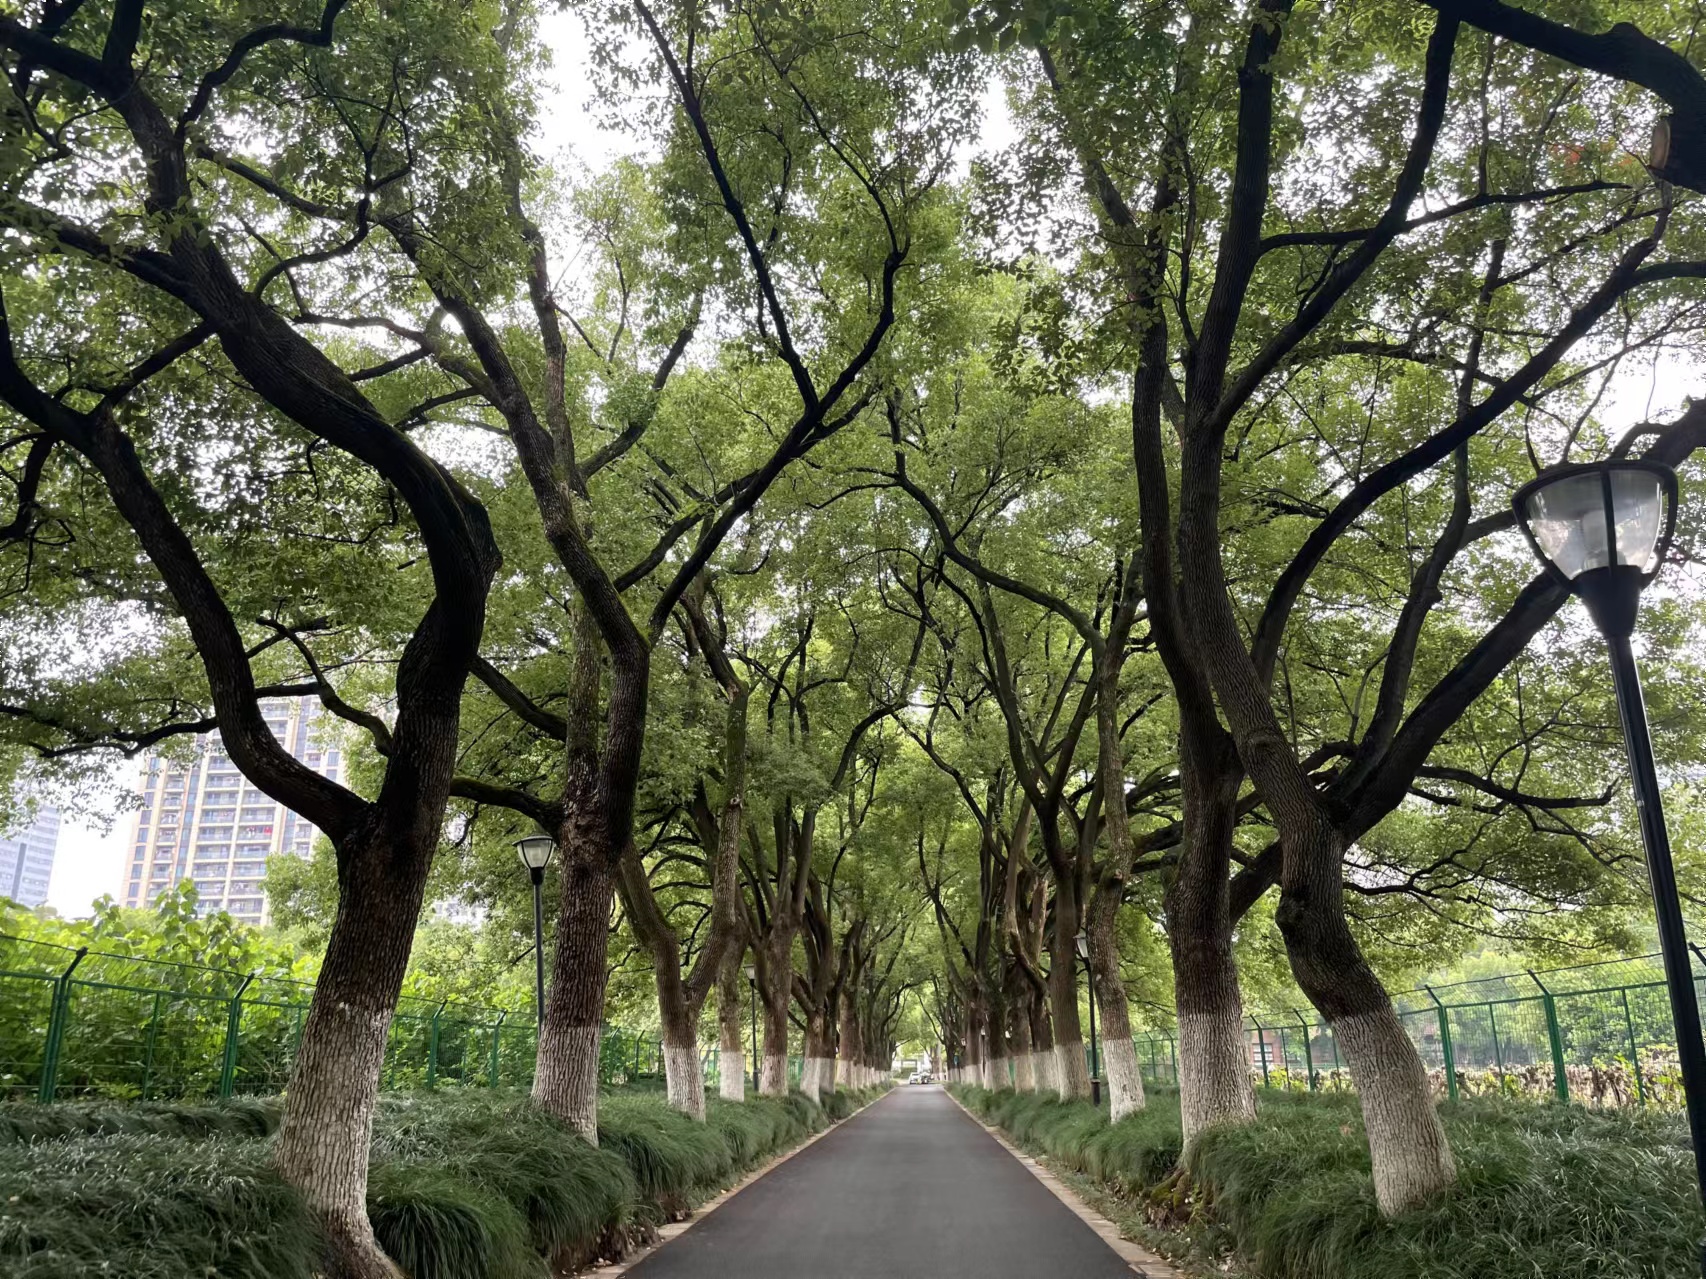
[626,1085,1138,1278]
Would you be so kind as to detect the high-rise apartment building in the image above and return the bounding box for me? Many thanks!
[122,697,342,924]
[0,801,61,907]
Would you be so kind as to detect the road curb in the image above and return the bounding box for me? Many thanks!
[584,1086,895,1276]
[942,1088,1185,1279]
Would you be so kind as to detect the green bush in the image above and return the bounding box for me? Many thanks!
[0,1132,316,1279]
[952,1084,1705,1279]
[0,1083,881,1279]
[706,1094,813,1165]
[597,1092,736,1213]
[0,1096,280,1146]
[371,1091,637,1265]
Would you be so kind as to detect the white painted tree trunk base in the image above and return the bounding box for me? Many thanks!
[664,1043,706,1121]
[760,1053,788,1097]
[1054,1042,1090,1100]
[1033,1051,1058,1096]
[1010,1050,1033,1092]
[535,1025,603,1145]
[1334,1009,1458,1214]
[801,1056,832,1103]
[1102,1035,1147,1122]
[1178,1011,1256,1153]
[719,1051,747,1101]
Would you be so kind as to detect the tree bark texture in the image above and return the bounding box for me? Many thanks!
[1048,907,1090,1100]
[533,822,614,1141]
[1085,887,1145,1119]
[717,952,747,1102]
[1167,744,1256,1149]
[1278,829,1455,1214]
[274,826,434,1279]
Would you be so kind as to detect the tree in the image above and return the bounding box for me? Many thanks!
[976,0,1706,1213]
[0,4,512,1270]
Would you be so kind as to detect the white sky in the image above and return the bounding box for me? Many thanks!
[39,17,1704,915]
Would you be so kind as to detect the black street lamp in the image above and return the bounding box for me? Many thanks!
[1075,930,1101,1107]
[745,963,759,1094]
[515,834,556,1027]
[1514,457,1706,1277]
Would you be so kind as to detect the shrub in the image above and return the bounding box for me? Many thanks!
[371,1091,638,1266]
[367,1161,540,1279]
[596,1092,736,1215]
[706,1094,812,1166]
[0,1083,878,1279]
[953,1084,1705,1279]
[0,1132,316,1279]
[0,1096,280,1146]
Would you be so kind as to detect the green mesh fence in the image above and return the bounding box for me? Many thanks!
[1133,950,1706,1107]
[0,933,805,1103]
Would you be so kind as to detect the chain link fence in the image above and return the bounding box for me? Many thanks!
[1132,949,1706,1107]
[0,933,804,1102]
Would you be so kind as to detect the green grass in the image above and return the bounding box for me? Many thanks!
[952,1083,1704,1279]
[0,1096,281,1145]
[0,1081,890,1279]
[0,1132,316,1279]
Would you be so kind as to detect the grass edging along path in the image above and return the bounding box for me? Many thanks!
[588,1082,894,1276]
[949,1082,1706,1279]
[0,1082,894,1279]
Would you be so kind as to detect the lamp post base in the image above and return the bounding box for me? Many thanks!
[1091,1078,1101,1107]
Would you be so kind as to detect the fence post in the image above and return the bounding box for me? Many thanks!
[1424,986,1457,1102]
[490,1011,507,1088]
[1619,988,1645,1106]
[1250,1016,1270,1087]
[219,973,256,1099]
[38,947,88,1103]
[426,1000,447,1090]
[1297,1012,1316,1090]
[1168,1033,1177,1085]
[1529,970,1569,1103]
[1488,1001,1503,1077]
[141,991,164,1101]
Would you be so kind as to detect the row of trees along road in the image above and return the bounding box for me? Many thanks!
[6,0,1706,1272]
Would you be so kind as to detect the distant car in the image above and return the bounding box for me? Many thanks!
[908,1070,932,1084]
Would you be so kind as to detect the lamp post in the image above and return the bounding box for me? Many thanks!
[515,835,556,1027]
[745,963,759,1094]
[1075,930,1101,1107]
[1514,457,1706,1276]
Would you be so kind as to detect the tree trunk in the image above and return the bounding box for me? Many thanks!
[533,823,613,1141]
[983,982,1008,1090]
[717,952,747,1102]
[1030,997,1058,1095]
[800,1012,827,1103]
[658,989,706,1122]
[1167,748,1256,1151]
[1085,887,1145,1120]
[1278,826,1455,1215]
[274,826,429,1279]
[1008,988,1035,1092]
[837,987,860,1095]
[759,978,790,1096]
[1048,908,1090,1100]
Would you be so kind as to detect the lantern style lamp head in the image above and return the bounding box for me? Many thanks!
[1513,458,1678,639]
[744,964,756,982]
[1074,930,1089,960]
[515,834,556,874]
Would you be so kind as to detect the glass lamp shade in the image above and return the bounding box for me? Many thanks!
[1515,460,1676,582]
[743,964,757,981]
[1074,931,1089,959]
[515,834,557,871]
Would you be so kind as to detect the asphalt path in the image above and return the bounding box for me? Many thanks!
[625,1085,1138,1278]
